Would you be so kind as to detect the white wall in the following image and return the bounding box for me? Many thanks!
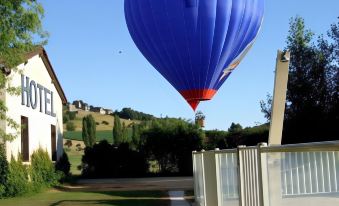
[4,54,64,162]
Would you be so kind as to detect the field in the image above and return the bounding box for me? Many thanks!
[63,139,84,175]
[64,110,138,132]
[64,130,114,143]
[0,190,169,206]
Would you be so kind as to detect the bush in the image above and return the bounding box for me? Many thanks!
[30,148,61,191]
[64,140,72,148]
[81,141,148,178]
[63,114,69,123]
[66,122,76,131]
[55,150,71,177]
[6,155,30,197]
[0,144,8,198]
[102,120,109,125]
[67,111,77,120]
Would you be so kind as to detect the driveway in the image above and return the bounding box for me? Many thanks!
[66,177,194,192]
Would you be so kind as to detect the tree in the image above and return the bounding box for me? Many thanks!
[228,122,243,133]
[0,0,47,141]
[113,115,122,145]
[82,115,96,147]
[260,17,339,143]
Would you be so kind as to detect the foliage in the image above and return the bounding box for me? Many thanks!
[114,107,155,121]
[67,111,77,120]
[64,139,72,148]
[102,120,109,125]
[5,155,30,197]
[55,150,71,178]
[81,141,148,178]
[141,118,204,175]
[0,144,8,198]
[204,130,228,150]
[66,121,76,131]
[30,148,60,192]
[82,115,96,147]
[0,0,47,141]
[113,115,123,145]
[260,17,339,143]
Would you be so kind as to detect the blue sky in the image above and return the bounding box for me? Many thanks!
[40,0,338,130]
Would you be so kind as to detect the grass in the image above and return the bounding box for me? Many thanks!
[64,110,138,132]
[0,189,169,206]
[64,130,115,143]
[63,138,86,176]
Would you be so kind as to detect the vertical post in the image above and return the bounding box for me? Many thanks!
[268,50,290,145]
[203,151,218,206]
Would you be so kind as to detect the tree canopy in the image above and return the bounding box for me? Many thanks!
[0,0,47,141]
[261,16,339,143]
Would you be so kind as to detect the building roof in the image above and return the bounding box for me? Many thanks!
[25,47,67,104]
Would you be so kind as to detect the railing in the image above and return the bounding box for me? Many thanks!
[192,141,339,206]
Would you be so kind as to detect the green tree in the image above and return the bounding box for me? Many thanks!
[66,121,75,131]
[0,0,47,141]
[260,17,339,143]
[82,115,96,147]
[113,115,122,145]
[228,122,243,133]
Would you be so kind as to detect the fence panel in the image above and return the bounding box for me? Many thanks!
[216,151,240,206]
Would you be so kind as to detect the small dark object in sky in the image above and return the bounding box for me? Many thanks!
[119,51,122,54]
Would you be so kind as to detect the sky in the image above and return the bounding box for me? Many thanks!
[40,0,339,130]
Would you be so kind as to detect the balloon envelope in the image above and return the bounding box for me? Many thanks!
[124,0,264,110]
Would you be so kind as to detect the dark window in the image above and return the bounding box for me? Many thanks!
[21,116,29,162]
[51,125,56,161]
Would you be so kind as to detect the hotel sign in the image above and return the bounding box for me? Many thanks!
[21,75,56,117]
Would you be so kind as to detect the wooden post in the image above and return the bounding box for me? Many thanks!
[268,50,290,146]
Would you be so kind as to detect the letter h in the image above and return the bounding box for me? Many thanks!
[21,75,30,107]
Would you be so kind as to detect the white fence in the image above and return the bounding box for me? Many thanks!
[192,141,339,206]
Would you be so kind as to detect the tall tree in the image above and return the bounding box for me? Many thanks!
[261,17,339,143]
[0,0,47,141]
[113,115,122,145]
[82,115,96,147]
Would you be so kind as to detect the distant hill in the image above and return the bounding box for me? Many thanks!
[63,110,138,143]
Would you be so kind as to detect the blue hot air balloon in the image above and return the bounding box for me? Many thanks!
[124,0,264,110]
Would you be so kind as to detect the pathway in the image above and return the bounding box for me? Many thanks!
[169,191,191,206]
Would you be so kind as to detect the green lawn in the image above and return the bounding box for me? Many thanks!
[65,147,83,175]
[64,130,114,143]
[0,190,169,206]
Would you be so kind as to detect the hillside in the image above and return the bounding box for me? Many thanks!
[63,110,139,143]
[63,110,138,132]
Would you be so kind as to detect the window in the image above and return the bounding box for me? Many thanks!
[21,116,29,162]
[51,125,56,161]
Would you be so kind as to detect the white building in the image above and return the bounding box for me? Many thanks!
[0,47,67,162]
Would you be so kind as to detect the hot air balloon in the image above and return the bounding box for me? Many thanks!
[124,0,264,110]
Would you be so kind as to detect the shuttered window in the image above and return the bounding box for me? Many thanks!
[21,116,29,162]
[51,125,56,161]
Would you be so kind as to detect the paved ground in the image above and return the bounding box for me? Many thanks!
[66,177,194,192]
[168,191,191,206]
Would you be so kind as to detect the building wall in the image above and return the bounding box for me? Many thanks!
[4,54,64,162]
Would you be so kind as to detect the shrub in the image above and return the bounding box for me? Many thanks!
[67,111,77,120]
[66,122,76,131]
[55,150,71,177]
[6,155,30,197]
[63,114,69,123]
[81,141,148,178]
[30,148,61,191]
[0,144,8,198]
[64,140,72,148]
[102,120,109,125]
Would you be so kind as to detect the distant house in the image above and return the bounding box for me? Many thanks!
[91,107,105,115]
[72,100,83,109]
[82,103,89,111]
[105,109,113,115]
[68,104,77,112]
